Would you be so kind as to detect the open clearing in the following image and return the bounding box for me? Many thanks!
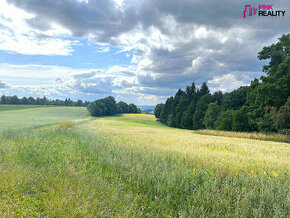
[0,105,56,112]
[0,105,89,131]
[86,114,289,175]
[0,107,289,217]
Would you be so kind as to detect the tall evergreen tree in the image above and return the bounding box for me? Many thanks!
[192,94,212,130]
[197,82,209,99]
[181,102,194,129]
[204,102,221,129]
[160,97,174,124]
[185,82,197,100]
[212,91,223,105]
[175,95,189,128]
[169,89,185,127]
[154,103,164,119]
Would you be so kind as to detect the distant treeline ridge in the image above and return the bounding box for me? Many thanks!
[0,95,88,106]
[0,95,141,117]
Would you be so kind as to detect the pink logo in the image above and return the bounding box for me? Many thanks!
[243,5,275,18]
[243,5,258,18]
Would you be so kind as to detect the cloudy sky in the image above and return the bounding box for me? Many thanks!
[0,0,289,105]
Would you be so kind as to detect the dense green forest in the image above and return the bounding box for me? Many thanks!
[0,95,89,107]
[154,34,290,133]
[87,96,140,116]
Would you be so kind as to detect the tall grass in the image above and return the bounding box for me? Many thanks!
[88,114,289,175]
[197,129,290,143]
[56,121,76,130]
[0,115,289,217]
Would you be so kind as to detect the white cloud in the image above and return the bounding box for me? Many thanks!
[194,27,209,39]
[191,57,204,70]
[0,0,77,55]
[113,0,124,8]
[95,46,111,53]
[1,0,289,103]
[0,64,77,85]
[0,62,164,104]
[208,73,248,92]
[0,31,78,55]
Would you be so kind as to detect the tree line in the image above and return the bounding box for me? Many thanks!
[0,95,89,106]
[87,96,140,116]
[154,34,290,133]
[0,94,141,116]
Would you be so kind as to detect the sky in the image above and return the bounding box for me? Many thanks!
[0,0,289,105]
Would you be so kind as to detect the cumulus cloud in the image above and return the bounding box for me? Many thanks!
[1,0,289,103]
[0,0,78,55]
[8,0,138,41]
[0,63,146,102]
[208,74,248,92]
[65,75,115,95]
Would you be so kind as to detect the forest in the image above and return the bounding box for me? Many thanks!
[154,34,290,133]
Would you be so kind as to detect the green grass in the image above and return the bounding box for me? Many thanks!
[0,113,289,217]
[0,104,55,112]
[0,105,89,131]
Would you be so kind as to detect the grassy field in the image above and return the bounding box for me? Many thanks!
[0,109,289,217]
[0,105,89,131]
[197,129,290,143]
[0,105,55,112]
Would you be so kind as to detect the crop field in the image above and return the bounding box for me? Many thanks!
[0,108,289,217]
[0,105,89,131]
[0,105,55,112]
[197,129,290,143]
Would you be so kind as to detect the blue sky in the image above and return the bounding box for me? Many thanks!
[0,40,133,69]
[0,0,289,104]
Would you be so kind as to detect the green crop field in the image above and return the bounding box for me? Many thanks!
[0,107,289,217]
[0,105,55,112]
[0,105,89,131]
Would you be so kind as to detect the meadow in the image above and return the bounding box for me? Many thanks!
[0,105,55,112]
[0,105,89,131]
[197,129,290,143]
[0,107,289,217]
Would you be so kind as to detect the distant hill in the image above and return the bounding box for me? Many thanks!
[138,105,155,114]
